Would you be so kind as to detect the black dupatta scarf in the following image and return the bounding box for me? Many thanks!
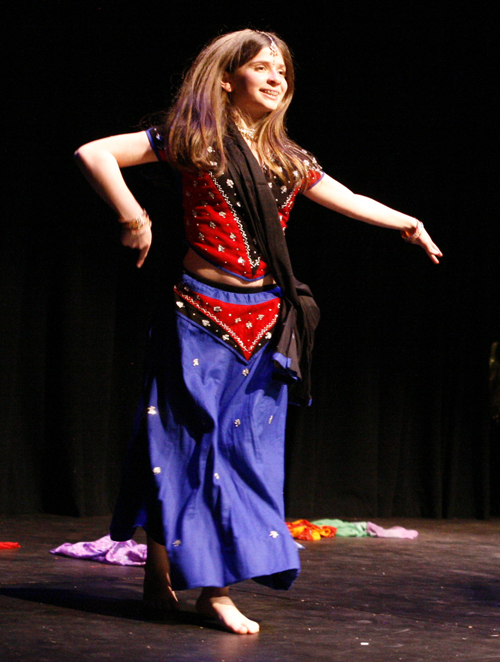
[222,124,320,405]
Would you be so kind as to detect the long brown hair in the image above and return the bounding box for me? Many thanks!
[163,29,312,188]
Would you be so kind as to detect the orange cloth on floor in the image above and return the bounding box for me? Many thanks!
[286,520,337,541]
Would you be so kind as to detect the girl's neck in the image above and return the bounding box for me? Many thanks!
[232,108,260,138]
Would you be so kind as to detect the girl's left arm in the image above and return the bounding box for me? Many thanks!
[304,174,442,264]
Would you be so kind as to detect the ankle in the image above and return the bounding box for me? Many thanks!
[199,586,229,600]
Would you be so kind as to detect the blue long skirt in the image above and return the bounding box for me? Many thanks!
[110,273,300,591]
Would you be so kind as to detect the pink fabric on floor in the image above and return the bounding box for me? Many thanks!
[50,535,146,566]
[366,522,418,539]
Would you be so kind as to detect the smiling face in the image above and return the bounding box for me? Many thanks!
[222,46,288,123]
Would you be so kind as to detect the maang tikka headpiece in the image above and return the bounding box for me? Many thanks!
[255,30,279,57]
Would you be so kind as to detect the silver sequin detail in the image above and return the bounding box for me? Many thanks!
[269,415,274,424]
[246,322,253,329]
[209,174,261,271]
[193,358,199,366]
[202,320,210,327]
[226,179,234,188]
[222,334,230,341]
[209,221,216,228]
[265,332,272,340]
[282,188,297,209]
[234,419,241,427]
[148,406,157,415]
[173,540,181,546]
[214,306,222,312]
[153,467,161,474]
[176,301,185,308]
[269,531,279,538]
[218,245,225,252]
[242,368,250,376]
[214,472,220,480]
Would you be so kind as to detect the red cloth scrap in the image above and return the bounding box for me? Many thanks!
[286,520,337,541]
[0,542,21,549]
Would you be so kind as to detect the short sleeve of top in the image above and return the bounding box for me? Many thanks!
[305,162,324,190]
[146,126,168,162]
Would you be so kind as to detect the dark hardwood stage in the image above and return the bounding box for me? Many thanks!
[1,515,499,661]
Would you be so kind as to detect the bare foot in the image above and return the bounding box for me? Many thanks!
[143,535,179,611]
[196,587,260,634]
[143,570,179,611]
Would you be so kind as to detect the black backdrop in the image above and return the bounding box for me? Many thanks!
[1,2,498,521]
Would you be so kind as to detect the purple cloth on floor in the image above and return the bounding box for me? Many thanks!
[366,522,418,539]
[50,535,146,566]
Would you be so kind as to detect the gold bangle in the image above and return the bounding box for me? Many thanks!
[119,210,152,233]
[401,220,424,243]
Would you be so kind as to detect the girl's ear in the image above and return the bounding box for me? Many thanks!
[221,77,232,93]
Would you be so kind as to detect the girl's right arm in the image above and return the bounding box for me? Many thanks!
[74,131,158,267]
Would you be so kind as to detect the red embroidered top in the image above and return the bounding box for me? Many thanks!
[147,128,324,281]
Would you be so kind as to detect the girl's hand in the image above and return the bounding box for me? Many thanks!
[120,224,152,268]
[412,228,443,264]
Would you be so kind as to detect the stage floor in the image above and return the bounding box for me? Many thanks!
[1,515,499,661]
